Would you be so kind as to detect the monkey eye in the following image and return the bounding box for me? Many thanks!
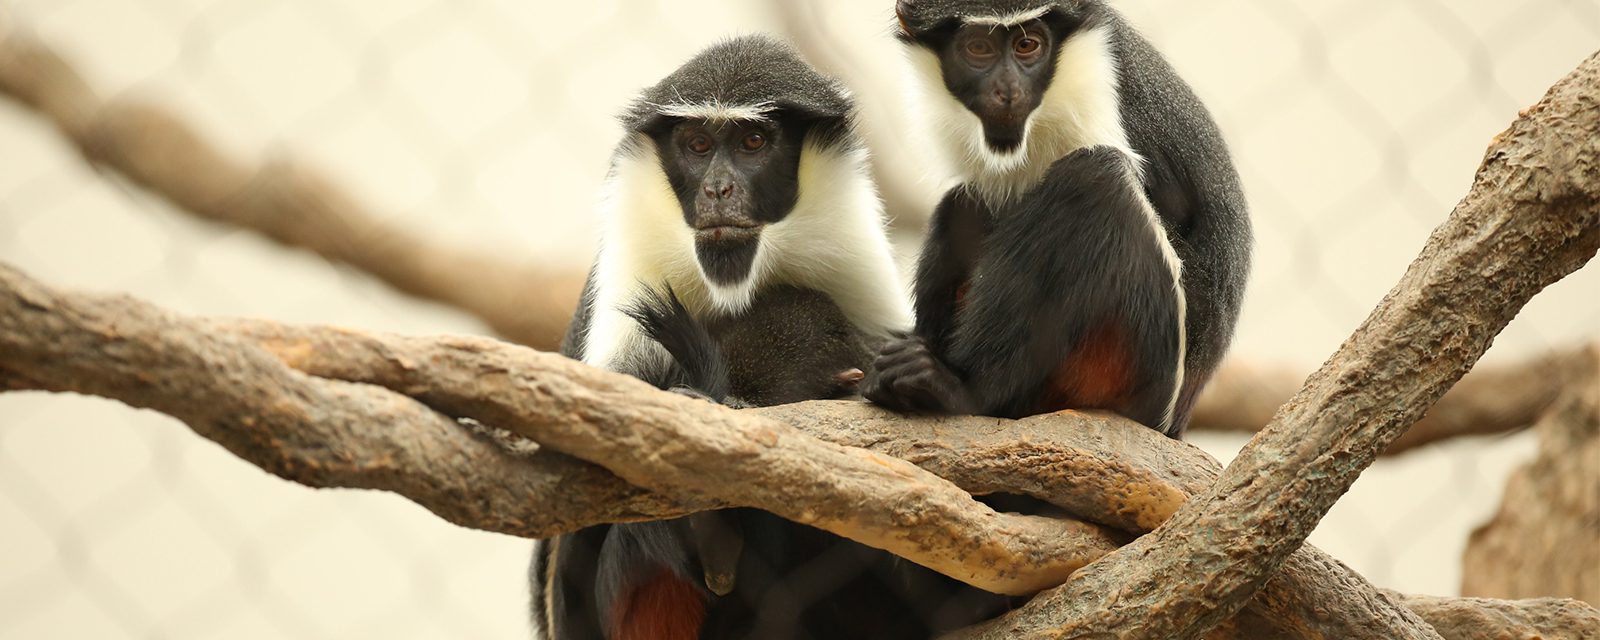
[964,38,996,59]
[686,133,713,155]
[741,132,767,152]
[1015,36,1042,56]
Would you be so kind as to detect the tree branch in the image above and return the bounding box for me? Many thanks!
[0,262,1129,596]
[4,13,1598,639]
[1462,346,1600,604]
[5,262,1595,639]
[951,52,1600,640]
[1189,347,1589,455]
[1392,593,1600,640]
[0,15,583,351]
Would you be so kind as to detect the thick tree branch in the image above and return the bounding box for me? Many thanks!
[1393,593,1600,640]
[953,52,1600,640]
[0,262,1129,596]
[1463,346,1600,604]
[0,16,582,351]
[1190,346,1589,455]
[5,262,1595,639]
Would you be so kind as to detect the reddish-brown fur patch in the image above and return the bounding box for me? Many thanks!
[1038,324,1134,414]
[610,571,706,640]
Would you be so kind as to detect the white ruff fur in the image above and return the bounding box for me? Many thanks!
[907,24,1187,429]
[905,26,1136,208]
[581,137,913,370]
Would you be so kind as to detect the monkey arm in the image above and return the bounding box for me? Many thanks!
[911,188,992,351]
[859,190,990,413]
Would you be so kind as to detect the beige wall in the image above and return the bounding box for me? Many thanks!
[0,0,1594,637]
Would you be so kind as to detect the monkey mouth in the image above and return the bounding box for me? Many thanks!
[693,224,764,244]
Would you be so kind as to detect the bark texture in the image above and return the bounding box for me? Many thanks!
[1462,345,1600,606]
[1191,347,1591,455]
[0,263,1126,596]
[4,263,1597,640]
[1395,593,1600,640]
[948,52,1600,640]
[0,16,582,351]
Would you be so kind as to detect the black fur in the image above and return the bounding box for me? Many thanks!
[872,148,1182,428]
[873,0,1252,437]
[622,288,732,401]
[544,286,1020,639]
[537,33,1029,639]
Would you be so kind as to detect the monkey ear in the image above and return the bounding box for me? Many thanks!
[895,0,915,37]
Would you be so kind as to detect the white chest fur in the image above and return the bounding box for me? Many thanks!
[580,137,912,371]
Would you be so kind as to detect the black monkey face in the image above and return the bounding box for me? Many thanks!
[652,117,806,287]
[937,20,1059,154]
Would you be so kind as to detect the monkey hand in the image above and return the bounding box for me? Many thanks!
[861,337,976,414]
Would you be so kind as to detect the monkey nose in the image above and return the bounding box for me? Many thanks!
[703,184,735,199]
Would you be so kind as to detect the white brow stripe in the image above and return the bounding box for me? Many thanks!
[653,100,775,122]
[964,6,1050,27]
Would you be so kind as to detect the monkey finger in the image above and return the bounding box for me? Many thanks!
[892,369,948,413]
[862,370,913,410]
[876,336,925,358]
[873,346,938,375]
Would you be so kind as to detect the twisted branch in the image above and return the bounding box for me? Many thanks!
[3,262,1595,639]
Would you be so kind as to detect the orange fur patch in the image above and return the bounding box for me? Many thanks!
[1038,324,1134,414]
[611,571,706,640]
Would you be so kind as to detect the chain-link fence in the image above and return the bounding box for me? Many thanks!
[1,0,1596,638]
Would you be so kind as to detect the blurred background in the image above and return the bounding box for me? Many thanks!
[0,0,1595,638]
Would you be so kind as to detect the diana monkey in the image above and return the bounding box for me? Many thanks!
[530,36,917,640]
[866,0,1253,437]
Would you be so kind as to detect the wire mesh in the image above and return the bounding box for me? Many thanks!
[1,0,1596,637]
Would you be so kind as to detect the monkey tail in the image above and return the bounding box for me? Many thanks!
[623,286,733,400]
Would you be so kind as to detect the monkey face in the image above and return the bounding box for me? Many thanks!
[654,117,806,288]
[938,20,1059,154]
